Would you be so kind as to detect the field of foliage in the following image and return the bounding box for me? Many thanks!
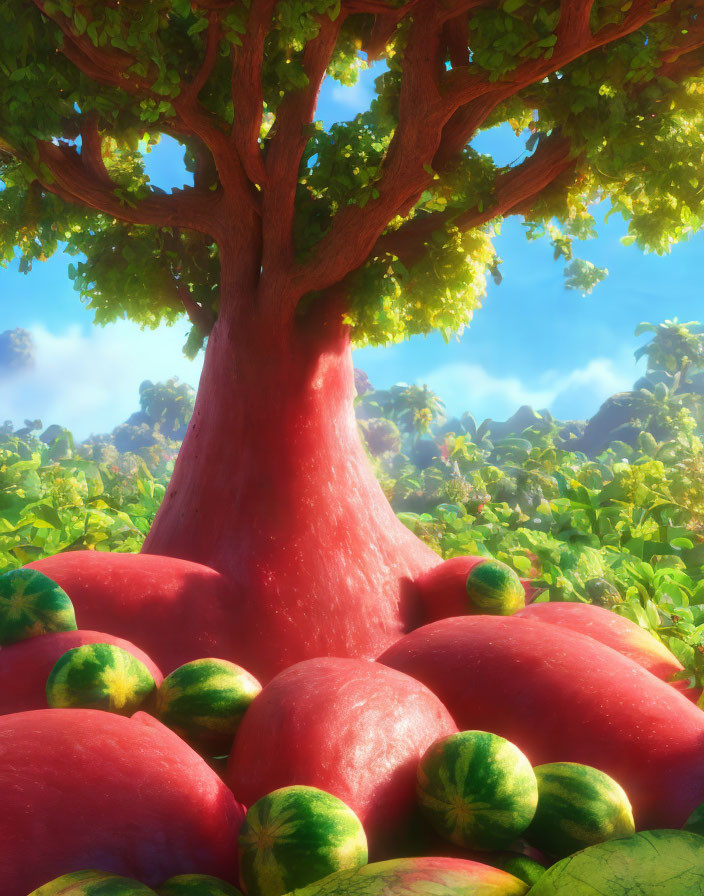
[2,320,704,685]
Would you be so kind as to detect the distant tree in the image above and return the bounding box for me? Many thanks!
[138,377,196,440]
[635,319,704,386]
[0,328,36,375]
[3,1,704,673]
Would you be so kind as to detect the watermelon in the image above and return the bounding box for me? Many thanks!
[28,871,155,895]
[157,875,242,895]
[465,561,525,616]
[0,629,163,716]
[487,854,545,887]
[156,658,261,755]
[515,602,684,683]
[528,829,704,894]
[683,802,704,836]
[0,709,245,895]
[46,643,157,716]
[414,556,487,624]
[525,762,634,858]
[278,857,528,896]
[378,615,704,829]
[0,568,76,646]
[239,785,368,896]
[414,557,531,625]
[417,731,538,850]
[226,657,458,858]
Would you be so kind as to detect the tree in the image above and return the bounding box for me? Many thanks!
[3,0,704,678]
[0,328,36,375]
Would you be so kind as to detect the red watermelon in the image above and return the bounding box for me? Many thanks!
[0,709,245,895]
[378,615,704,830]
[0,630,163,715]
[226,657,457,857]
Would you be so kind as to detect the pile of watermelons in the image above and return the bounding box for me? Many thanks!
[1,562,704,895]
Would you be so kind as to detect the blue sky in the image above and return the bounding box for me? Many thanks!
[1,66,703,439]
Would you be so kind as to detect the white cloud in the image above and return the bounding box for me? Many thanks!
[420,353,638,423]
[0,321,203,440]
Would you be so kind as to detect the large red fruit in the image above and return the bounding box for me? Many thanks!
[26,553,235,676]
[515,601,683,681]
[378,615,704,830]
[226,657,457,856]
[516,601,702,704]
[0,709,244,895]
[0,629,163,715]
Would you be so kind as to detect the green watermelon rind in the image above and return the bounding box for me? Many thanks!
[155,658,262,754]
[417,730,538,851]
[525,762,635,858]
[488,853,546,886]
[28,870,156,895]
[0,568,77,646]
[157,874,242,896]
[238,785,368,896]
[46,643,156,716]
[528,829,704,895]
[465,562,525,616]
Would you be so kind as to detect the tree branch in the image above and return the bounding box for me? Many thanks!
[176,282,217,335]
[290,9,451,297]
[34,0,255,217]
[183,12,224,101]
[32,0,152,94]
[35,140,224,236]
[259,14,344,306]
[555,0,595,53]
[80,114,112,186]
[375,134,576,267]
[231,0,278,187]
[441,0,658,111]
[291,0,669,300]
[172,14,259,213]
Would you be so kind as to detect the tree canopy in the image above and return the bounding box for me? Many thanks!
[1,0,704,354]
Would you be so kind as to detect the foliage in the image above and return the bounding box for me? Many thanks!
[0,428,162,567]
[1,1,703,356]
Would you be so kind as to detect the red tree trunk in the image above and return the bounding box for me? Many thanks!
[133,289,439,677]
[29,284,440,680]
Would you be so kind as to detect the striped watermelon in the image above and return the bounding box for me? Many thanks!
[465,562,525,616]
[0,629,163,717]
[0,568,76,646]
[156,658,262,755]
[278,857,528,896]
[158,875,242,895]
[487,854,546,887]
[529,829,704,894]
[238,785,368,896]
[417,731,538,850]
[28,870,156,894]
[46,643,157,716]
[683,802,704,836]
[525,762,635,858]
